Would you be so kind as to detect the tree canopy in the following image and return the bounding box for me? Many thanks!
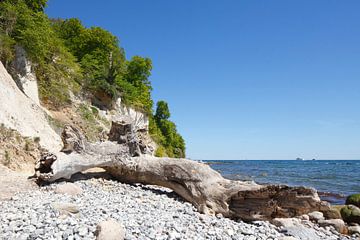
[151,101,185,158]
[155,101,170,120]
[25,0,47,12]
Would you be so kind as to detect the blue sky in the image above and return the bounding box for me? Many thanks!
[46,0,360,160]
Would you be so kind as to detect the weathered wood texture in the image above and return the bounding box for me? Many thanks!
[35,124,330,221]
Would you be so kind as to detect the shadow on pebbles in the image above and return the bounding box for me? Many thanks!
[0,169,357,240]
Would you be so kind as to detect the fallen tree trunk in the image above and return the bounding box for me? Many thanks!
[35,124,330,221]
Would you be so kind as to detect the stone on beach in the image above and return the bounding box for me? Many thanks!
[0,179,355,239]
[324,206,342,219]
[348,225,360,235]
[51,202,80,215]
[341,205,360,224]
[55,183,83,196]
[95,219,125,240]
[308,211,325,222]
[318,219,348,234]
[346,194,360,208]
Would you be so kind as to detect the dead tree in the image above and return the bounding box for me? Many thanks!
[35,123,330,221]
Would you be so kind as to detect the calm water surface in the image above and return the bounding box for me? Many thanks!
[206,160,360,205]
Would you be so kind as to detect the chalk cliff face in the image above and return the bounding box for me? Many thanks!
[11,46,40,106]
[0,53,156,155]
[0,61,62,152]
[99,98,156,155]
[115,98,149,131]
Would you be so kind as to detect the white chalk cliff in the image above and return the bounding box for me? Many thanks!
[12,46,41,106]
[0,61,62,152]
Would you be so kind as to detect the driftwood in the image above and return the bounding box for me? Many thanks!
[35,123,330,221]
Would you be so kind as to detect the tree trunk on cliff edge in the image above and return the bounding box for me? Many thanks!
[35,124,330,221]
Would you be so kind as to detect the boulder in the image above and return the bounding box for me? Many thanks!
[318,219,347,234]
[55,183,83,196]
[308,211,324,222]
[348,225,360,235]
[95,219,125,240]
[346,194,360,208]
[340,205,360,224]
[323,206,342,219]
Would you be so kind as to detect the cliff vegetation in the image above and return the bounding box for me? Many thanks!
[0,0,185,158]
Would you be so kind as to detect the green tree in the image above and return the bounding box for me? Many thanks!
[153,101,185,158]
[124,56,152,88]
[54,19,126,99]
[117,56,153,112]
[0,1,18,35]
[155,100,170,120]
[24,0,47,12]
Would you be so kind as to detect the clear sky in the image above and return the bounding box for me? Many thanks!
[46,0,360,160]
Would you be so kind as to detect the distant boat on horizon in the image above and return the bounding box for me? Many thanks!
[296,158,316,161]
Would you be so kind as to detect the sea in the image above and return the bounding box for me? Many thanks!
[205,160,360,205]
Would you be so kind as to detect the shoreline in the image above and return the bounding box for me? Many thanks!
[0,177,356,240]
[206,160,358,205]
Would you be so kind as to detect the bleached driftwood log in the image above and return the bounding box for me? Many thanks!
[35,124,330,221]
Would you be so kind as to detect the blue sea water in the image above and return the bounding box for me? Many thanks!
[206,160,360,205]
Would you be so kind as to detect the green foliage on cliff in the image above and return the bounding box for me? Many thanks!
[151,101,185,158]
[0,0,81,107]
[0,0,185,157]
[24,0,47,12]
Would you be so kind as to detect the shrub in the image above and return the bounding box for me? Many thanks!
[346,194,360,208]
[155,145,167,157]
[0,33,15,67]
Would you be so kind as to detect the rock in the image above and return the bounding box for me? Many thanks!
[78,227,88,236]
[226,228,234,236]
[216,213,223,218]
[340,205,360,224]
[0,178,343,240]
[95,219,125,240]
[272,218,301,228]
[282,225,321,240]
[308,211,324,222]
[273,218,324,240]
[278,237,298,240]
[298,214,309,221]
[51,202,80,215]
[346,194,360,208]
[55,183,83,196]
[348,225,360,235]
[318,219,347,234]
[323,206,342,219]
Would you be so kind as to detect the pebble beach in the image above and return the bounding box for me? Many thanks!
[0,178,358,240]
